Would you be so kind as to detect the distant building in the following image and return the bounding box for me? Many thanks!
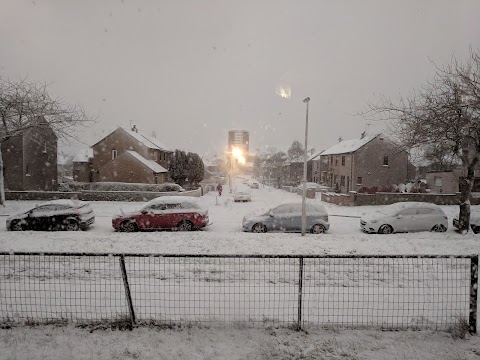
[228,130,249,154]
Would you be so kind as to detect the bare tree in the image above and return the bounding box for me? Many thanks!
[362,49,480,232]
[0,76,95,205]
[287,140,304,184]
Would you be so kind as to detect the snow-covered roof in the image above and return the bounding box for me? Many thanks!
[121,127,170,151]
[126,150,168,173]
[73,149,93,163]
[320,134,378,156]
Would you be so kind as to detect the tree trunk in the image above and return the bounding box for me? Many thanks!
[0,145,5,206]
[458,168,475,233]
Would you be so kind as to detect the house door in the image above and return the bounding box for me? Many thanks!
[347,176,350,192]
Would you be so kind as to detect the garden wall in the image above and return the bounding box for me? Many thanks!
[322,192,480,206]
[5,188,202,202]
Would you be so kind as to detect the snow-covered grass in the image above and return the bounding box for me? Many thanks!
[1,325,479,360]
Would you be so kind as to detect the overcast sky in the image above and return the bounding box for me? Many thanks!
[1,0,480,158]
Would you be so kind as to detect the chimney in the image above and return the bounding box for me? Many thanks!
[132,125,138,133]
[361,131,366,139]
[338,137,343,143]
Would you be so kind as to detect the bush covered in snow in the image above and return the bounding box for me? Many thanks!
[58,182,185,193]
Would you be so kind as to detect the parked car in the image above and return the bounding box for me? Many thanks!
[233,187,252,202]
[297,182,330,192]
[453,207,480,233]
[249,181,259,189]
[360,202,448,234]
[6,199,95,231]
[242,202,329,234]
[112,196,210,232]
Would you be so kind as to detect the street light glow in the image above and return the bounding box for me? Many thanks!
[231,146,246,164]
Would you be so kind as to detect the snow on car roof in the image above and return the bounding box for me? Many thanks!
[385,202,441,210]
[43,199,86,207]
[144,196,204,207]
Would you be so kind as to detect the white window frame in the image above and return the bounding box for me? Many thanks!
[434,176,442,187]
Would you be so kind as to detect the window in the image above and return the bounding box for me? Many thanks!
[399,208,417,216]
[340,175,345,186]
[330,156,333,165]
[357,176,362,185]
[112,150,118,159]
[335,157,338,166]
[341,156,345,166]
[417,208,435,215]
[383,156,389,166]
[154,152,158,161]
[434,176,442,186]
[25,165,30,175]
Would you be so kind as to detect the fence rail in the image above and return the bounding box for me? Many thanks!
[0,252,477,333]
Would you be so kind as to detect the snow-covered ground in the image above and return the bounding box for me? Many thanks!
[1,179,479,359]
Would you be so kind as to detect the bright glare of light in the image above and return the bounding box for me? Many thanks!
[276,85,291,99]
[231,147,246,164]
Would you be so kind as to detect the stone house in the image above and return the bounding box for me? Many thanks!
[319,133,416,193]
[1,118,58,191]
[90,126,171,184]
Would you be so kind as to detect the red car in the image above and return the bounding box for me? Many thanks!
[112,196,210,232]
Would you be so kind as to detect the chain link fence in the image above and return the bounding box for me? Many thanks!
[0,253,477,333]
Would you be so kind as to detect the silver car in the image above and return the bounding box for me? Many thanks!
[242,202,330,234]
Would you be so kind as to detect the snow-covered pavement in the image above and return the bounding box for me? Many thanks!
[0,180,479,255]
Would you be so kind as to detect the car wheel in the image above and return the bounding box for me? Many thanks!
[311,224,326,234]
[66,221,79,231]
[472,225,480,234]
[378,224,393,234]
[121,221,138,232]
[177,221,194,231]
[431,224,447,232]
[10,221,23,231]
[252,223,267,233]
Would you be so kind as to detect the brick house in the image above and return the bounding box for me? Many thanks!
[72,149,93,182]
[1,118,58,191]
[319,133,416,193]
[91,126,171,184]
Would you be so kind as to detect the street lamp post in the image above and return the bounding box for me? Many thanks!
[301,97,310,236]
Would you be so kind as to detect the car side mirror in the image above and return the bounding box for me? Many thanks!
[141,209,148,215]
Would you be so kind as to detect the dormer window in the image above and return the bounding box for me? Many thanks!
[112,150,118,160]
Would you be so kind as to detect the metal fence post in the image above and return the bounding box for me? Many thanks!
[297,257,304,330]
[470,255,478,334]
[119,255,136,326]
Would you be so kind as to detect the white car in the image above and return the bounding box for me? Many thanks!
[360,202,448,234]
[297,182,330,192]
[233,191,252,202]
[453,207,480,233]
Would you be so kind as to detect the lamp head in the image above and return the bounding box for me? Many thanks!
[303,97,310,103]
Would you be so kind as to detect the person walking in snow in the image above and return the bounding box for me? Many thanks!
[217,183,223,196]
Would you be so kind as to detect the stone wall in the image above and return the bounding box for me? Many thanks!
[321,192,480,206]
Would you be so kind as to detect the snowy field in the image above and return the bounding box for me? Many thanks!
[1,180,479,359]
